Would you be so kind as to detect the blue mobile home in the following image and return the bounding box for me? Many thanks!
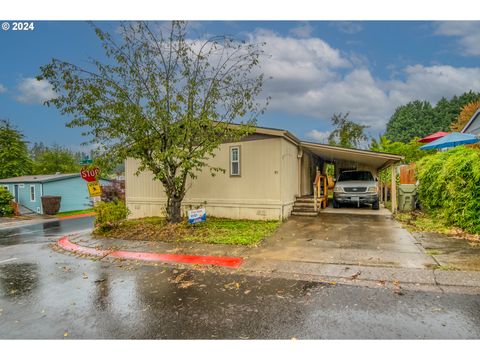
[0,173,111,214]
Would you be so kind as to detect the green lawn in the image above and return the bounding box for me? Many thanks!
[97,217,281,246]
[56,208,95,217]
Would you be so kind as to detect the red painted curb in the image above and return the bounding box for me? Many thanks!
[57,236,243,269]
[108,250,244,268]
[57,236,110,257]
[57,212,96,220]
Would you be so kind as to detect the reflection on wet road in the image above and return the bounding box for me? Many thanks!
[1,217,480,339]
[0,217,93,246]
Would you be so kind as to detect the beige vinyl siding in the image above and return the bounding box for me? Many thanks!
[126,137,285,220]
[280,139,300,218]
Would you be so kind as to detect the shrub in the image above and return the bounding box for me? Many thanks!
[416,146,480,233]
[100,180,125,202]
[94,200,130,232]
[0,188,14,216]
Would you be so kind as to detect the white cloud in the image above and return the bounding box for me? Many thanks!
[289,22,314,38]
[435,21,480,56]
[306,129,330,143]
[16,78,57,104]
[247,30,480,134]
[0,84,6,93]
[333,22,363,34]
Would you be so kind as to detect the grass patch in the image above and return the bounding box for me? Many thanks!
[56,208,95,217]
[96,217,281,246]
[395,211,480,242]
[425,249,444,256]
[431,264,459,271]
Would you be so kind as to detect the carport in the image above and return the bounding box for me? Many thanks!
[299,141,404,212]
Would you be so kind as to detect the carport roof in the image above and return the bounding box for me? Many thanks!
[300,141,404,170]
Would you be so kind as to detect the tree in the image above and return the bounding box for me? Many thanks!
[450,100,480,132]
[385,91,480,143]
[370,136,433,164]
[39,21,267,223]
[385,100,436,143]
[0,119,32,179]
[436,91,480,131]
[30,142,48,161]
[32,144,82,174]
[327,112,369,148]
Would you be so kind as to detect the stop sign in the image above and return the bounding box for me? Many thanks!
[80,166,100,182]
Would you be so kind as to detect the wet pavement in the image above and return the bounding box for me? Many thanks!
[414,232,480,271]
[1,217,480,339]
[251,213,437,268]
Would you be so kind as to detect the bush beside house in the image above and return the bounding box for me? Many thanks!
[0,188,14,216]
[416,146,480,234]
[94,201,130,232]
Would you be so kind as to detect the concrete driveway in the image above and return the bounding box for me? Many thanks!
[250,211,437,269]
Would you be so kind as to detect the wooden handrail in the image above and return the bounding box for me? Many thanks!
[312,169,328,211]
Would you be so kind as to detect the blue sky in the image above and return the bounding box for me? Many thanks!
[1,20,480,150]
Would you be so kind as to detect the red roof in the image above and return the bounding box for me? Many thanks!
[418,131,449,143]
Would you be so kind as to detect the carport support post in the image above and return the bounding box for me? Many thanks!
[391,164,397,213]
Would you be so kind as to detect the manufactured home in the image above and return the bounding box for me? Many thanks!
[125,125,403,220]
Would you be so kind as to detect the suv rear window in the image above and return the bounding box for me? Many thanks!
[338,171,374,182]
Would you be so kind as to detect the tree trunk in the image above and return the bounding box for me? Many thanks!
[166,195,183,223]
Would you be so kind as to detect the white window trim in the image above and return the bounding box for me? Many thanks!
[2,185,8,191]
[30,185,36,202]
[230,146,241,177]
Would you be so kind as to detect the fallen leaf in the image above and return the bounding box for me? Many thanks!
[64,332,69,337]
[244,290,251,295]
[82,273,88,279]
[350,271,361,280]
[178,280,195,289]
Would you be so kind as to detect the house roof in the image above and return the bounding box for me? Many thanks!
[461,109,480,134]
[0,173,80,184]
[250,124,301,145]
[250,124,403,170]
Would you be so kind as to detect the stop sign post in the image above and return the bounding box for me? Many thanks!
[80,166,102,203]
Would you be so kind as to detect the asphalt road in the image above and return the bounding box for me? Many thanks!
[1,217,480,339]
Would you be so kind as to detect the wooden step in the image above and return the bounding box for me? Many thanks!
[291,211,318,216]
[295,199,315,204]
[293,206,315,212]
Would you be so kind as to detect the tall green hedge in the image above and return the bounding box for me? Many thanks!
[416,146,480,233]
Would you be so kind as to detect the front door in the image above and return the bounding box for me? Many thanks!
[14,184,19,202]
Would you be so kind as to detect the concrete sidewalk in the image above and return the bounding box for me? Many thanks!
[63,232,480,293]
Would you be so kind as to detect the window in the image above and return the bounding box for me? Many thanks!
[230,146,240,176]
[2,185,8,191]
[30,185,36,202]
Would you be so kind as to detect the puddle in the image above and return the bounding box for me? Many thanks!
[0,263,39,298]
